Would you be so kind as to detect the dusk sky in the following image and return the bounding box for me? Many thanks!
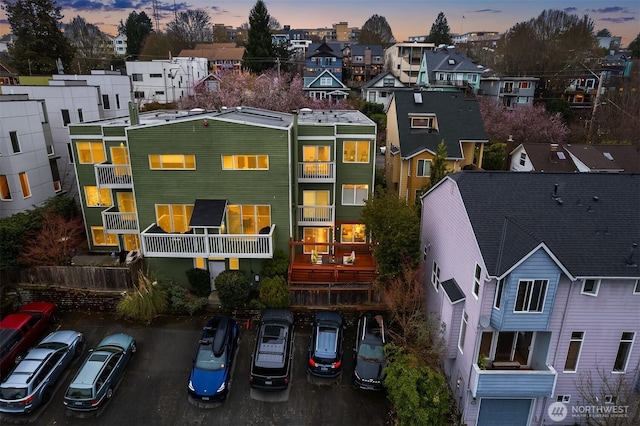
[1,0,638,47]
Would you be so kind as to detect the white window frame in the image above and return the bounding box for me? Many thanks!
[613,332,635,373]
[10,131,21,153]
[493,279,504,310]
[341,184,368,206]
[458,310,468,354]
[557,395,571,403]
[222,154,269,170]
[563,331,584,372]
[514,279,547,313]
[416,159,430,177]
[343,141,370,163]
[581,279,600,296]
[149,154,196,170]
[411,116,434,129]
[633,279,640,294]
[473,264,482,298]
[604,395,616,404]
[431,261,440,292]
[320,77,332,86]
[519,152,526,166]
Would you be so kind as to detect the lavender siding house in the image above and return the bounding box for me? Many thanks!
[421,171,640,426]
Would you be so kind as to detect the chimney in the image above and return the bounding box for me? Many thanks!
[549,143,559,163]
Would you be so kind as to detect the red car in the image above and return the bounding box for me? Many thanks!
[0,302,58,379]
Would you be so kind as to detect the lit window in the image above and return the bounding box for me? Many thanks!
[341,184,368,205]
[343,141,370,163]
[221,155,269,170]
[77,142,106,164]
[91,226,118,246]
[84,186,113,207]
[514,279,547,312]
[155,204,194,233]
[228,258,240,270]
[0,175,12,200]
[227,205,271,234]
[19,172,31,198]
[341,224,366,243]
[149,154,196,170]
[564,331,584,372]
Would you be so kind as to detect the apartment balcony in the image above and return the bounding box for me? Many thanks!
[102,207,138,234]
[140,224,275,259]
[298,162,335,183]
[500,87,519,94]
[469,363,557,398]
[95,163,132,188]
[297,205,335,226]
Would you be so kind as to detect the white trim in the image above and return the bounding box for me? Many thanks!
[496,243,575,281]
[581,279,600,296]
[513,279,548,313]
[458,310,468,354]
[493,279,504,310]
[562,331,584,373]
[431,260,440,292]
[633,279,640,294]
[473,263,482,299]
[612,331,635,373]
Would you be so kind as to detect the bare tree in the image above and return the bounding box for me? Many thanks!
[166,9,213,50]
[574,364,640,426]
[65,16,112,73]
[18,213,86,266]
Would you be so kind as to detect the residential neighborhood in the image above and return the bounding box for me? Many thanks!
[1,2,639,425]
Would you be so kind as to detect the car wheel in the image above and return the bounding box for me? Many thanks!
[130,342,137,354]
[106,387,114,400]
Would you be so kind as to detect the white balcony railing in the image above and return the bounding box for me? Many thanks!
[140,224,275,259]
[102,208,138,234]
[297,162,335,183]
[297,205,335,226]
[95,163,132,188]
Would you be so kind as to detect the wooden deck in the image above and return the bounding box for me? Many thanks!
[287,242,378,284]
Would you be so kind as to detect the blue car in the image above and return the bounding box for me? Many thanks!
[63,333,136,412]
[188,316,239,403]
[0,330,84,414]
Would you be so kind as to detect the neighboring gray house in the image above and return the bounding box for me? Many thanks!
[479,76,539,108]
[509,143,577,172]
[0,95,59,218]
[360,72,406,111]
[421,171,640,426]
[415,46,487,93]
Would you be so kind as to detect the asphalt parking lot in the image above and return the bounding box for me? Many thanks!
[1,310,391,426]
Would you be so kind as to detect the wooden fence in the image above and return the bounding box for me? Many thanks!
[0,261,141,292]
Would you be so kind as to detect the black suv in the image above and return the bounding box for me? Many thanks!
[308,312,344,378]
[249,309,295,391]
[353,313,387,390]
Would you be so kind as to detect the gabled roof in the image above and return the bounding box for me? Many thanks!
[427,47,486,74]
[361,71,405,89]
[305,70,348,89]
[391,90,487,159]
[512,143,578,172]
[446,171,640,278]
[307,42,342,58]
[563,144,640,173]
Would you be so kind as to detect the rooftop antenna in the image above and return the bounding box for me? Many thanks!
[152,0,160,31]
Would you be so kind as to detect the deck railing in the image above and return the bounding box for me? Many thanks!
[95,163,132,188]
[297,205,334,226]
[102,208,138,234]
[297,162,335,182]
[140,224,275,258]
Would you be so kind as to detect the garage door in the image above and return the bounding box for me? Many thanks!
[477,399,532,426]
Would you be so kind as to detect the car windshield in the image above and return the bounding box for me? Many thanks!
[37,342,67,350]
[195,346,226,371]
[357,342,385,362]
[0,387,28,400]
[66,386,93,399]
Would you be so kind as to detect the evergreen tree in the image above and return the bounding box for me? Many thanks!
[359,14,395,48]
[3,0,76,75]
[118,11,153,58]
[427,12,453,46]
[243,0,275,73]
[629,33,640,58]
[429,141,450,187]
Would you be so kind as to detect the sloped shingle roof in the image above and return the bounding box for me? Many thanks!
[392,90,487,159]
[515,143,578,172]
[447,171,640,278]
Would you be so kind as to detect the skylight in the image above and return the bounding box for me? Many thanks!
[557,152,566,160]
[413,93,423,104]
[603,152,614,161]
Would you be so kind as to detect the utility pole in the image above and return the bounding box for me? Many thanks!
[587,71,605,144]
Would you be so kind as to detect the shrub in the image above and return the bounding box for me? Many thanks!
[259,275,290,308]
[248,298,266,310]
[160,281,208,316]
[186,268,211,298]
[215,271,250,310]
[260,250,289,278]
[116,271,168,324]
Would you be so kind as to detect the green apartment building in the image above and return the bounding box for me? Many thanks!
[69,106,378,295]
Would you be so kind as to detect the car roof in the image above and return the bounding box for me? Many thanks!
[314,311,343,326]
[72,353,111,385]
[360,313,385,344]
[201,316,233,357]
[2,349,55,386]
[0,313,33,329]
[18,302,56,314]
[260,309,294,325]
[39,330,80,346]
